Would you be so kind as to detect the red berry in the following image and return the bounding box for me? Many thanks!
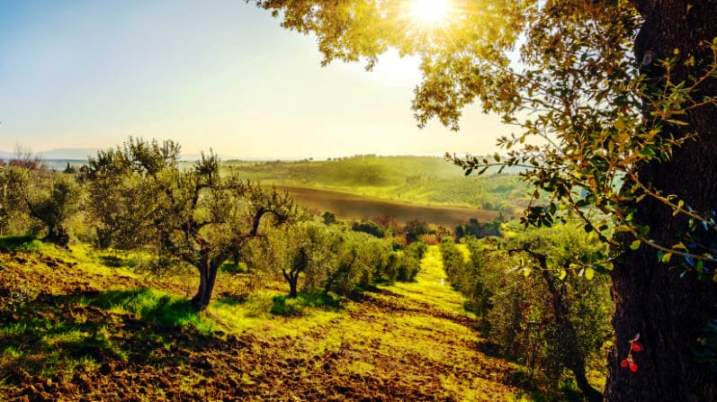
[630,341,643,353]
[628,360,638,373]
[620,358,629,368]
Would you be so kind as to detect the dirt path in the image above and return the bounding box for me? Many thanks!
[1,245,523,401]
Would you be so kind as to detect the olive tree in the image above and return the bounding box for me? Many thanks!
[0,166,29,236]
[79,138,178,249]
[251,1,717,399]
[84,138,298,310]
[21,171,80,247]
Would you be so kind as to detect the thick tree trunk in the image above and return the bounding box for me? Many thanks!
[606,2,717,401]
[192,258,221,311]
[45,224,69,248]
[282,269,300,298]
[288,274,299,298]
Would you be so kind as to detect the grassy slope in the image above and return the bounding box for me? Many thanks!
[224,156,528,212]
[0,243,533,401]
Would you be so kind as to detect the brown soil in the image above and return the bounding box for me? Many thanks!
[281,186,499,227]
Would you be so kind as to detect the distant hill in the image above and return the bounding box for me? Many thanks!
[225,155,529,213]
[37,148,97,160]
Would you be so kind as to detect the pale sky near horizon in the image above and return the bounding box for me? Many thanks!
[0,0,509,159]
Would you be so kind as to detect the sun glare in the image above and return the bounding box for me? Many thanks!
[410,0,451,26]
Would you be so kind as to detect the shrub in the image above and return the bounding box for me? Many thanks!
[403,220,430,243]
[394,241,426,282]
[351,220,385,238]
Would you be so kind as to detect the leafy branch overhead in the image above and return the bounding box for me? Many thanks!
[252,0,717,276]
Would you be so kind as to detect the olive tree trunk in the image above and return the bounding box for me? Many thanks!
[606,2,717,401]
[192,257,223,311]
[539,269,602,402]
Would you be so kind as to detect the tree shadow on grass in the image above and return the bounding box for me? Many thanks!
[270,292,342,317]
[0,288,225,384]
[0,236,41,252]
[96,254,138,269]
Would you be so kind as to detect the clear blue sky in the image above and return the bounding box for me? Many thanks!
[0,0,508,159]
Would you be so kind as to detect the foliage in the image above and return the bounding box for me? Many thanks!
[23,172,80,247]
[0,166,30,236]
[455,217,502,240]
[321,211,336,225]
[246,220,423,298]
[351,220,385,238]
[441,224,612,398]
[403,219,430,244]
[394,241,426,282]
[78,138,181,249]
[81,138,299,310]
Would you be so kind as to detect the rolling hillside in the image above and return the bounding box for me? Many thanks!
[225,155,528,213]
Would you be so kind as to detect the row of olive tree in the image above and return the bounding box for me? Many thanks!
[245,220,426,299]
[440,224,612,401]
[1,138,426,311]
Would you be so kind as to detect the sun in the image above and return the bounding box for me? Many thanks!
[410,0,452,26]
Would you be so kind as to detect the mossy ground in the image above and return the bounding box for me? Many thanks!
[1,241,536,401]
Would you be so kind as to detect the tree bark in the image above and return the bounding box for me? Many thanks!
[45,224,69,248]
[539,269,602,402]
[606,2,717,401]
[288,278,298,299]
[192,258,222,311]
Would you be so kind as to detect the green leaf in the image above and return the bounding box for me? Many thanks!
[661,252,673,264]
[523,268,532,277]
[558,269,567,281]
[630,240,641,250]
[585,267,595,281]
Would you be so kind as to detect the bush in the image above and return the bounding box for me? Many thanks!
[403,220,430,243]
[351,220,385,238]
[394,241,426,282]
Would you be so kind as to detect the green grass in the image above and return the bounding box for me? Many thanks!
[82,288,214,334]
[0,235,42,252]
[270,292,342,316]
[220,261,248,274]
